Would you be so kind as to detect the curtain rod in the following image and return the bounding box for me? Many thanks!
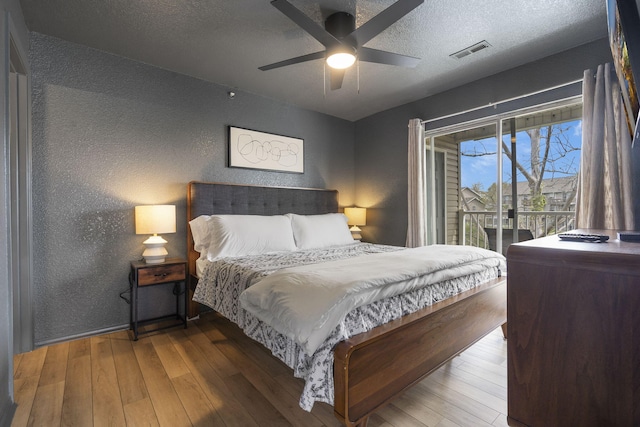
[421,78,583,125]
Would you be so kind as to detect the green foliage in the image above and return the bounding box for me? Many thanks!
[531,193,547,211]
[464,221,489,249]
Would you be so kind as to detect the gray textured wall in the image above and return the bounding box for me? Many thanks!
[30,32,355,345]
[354,38,615,246]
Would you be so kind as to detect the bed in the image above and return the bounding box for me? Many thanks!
[186,181,507,427]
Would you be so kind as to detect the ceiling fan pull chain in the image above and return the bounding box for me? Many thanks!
[323,62,326,98]
[357,59,360,94]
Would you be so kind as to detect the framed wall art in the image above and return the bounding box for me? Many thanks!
[607,0,640,124]
[228,126,304,173]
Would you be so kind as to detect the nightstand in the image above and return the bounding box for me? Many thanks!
[129,257,187,340]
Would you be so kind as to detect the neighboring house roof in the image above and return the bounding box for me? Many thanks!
[463,176,577,211]
[461,187,485,200]
[461,187,487,210]
[501,175,577,197]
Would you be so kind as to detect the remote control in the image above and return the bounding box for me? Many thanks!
[558,233,609,242]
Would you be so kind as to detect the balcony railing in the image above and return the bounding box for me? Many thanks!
[460,210,576,249]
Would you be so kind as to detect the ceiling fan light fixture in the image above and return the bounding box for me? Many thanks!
[260,0,424,89]
[326,51,356,69]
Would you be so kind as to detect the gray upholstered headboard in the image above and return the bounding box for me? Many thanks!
[188,181,339,220]
[186,181,339,316]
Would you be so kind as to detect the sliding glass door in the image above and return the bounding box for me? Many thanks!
[500,106,582,246]
[426,100,582,254]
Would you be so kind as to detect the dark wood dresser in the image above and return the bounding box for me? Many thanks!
[506,230,640,427]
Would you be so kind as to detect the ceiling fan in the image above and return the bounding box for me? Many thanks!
[259,0,424,90]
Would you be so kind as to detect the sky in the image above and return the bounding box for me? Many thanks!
[460,120,582,191]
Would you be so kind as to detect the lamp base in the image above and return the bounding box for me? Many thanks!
[142,235,168,264]
[349,225,362,241]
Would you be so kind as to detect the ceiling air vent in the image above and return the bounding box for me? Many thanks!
[450,40,491,59]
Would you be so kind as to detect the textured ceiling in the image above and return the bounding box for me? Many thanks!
[19,0,607,121]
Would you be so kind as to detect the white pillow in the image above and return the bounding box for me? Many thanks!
[287,213,354,250]
[207,214,296,260]
[189,215,212,255]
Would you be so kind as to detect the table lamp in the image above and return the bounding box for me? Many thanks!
[135,205,176,264]
[344,207,366,240]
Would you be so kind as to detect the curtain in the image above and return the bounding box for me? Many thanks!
[576,63,635,230]
[406,118,428,247]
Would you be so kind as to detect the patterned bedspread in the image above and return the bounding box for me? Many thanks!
[192,243,502,411]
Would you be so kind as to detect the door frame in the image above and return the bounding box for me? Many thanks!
[425,145,447,244]
[6,14,33,354]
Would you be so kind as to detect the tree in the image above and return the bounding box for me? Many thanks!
[462,122,581,212]
[471,182,485,193]
[461,121,581,238]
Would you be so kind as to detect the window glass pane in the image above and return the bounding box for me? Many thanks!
[502,106,581,240]
[457,103,581,253]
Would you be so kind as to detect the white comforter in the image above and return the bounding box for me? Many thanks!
[239,244,505,355]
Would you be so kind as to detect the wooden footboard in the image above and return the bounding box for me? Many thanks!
[333,277,507,427]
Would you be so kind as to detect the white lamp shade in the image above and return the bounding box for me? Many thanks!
[135,205,176,264]
[344,207,366,226]
[326,52,356,69]
[326,44,357,69]
[135,205,176,235]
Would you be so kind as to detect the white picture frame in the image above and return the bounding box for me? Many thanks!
[228,126,304,173]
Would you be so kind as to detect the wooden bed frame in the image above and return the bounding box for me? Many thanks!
[186,181,507,427]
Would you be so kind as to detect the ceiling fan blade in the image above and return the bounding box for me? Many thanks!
[358,47,420,68]
[349,0,424,47]
[271,0,340,48]
[259,51,326,71]
[330,69,345,90]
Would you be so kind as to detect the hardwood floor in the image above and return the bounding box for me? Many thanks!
[12,313,508,427]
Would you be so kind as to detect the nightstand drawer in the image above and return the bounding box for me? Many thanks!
[137,263,186,286]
